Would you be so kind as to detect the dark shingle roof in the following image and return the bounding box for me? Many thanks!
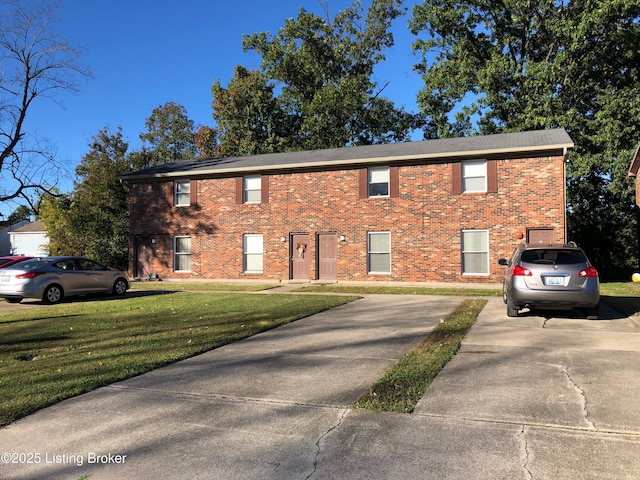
[122,128,573,181]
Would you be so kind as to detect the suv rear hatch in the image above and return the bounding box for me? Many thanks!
[518,248,595,291]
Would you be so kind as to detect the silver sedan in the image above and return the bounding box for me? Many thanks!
[0,256,129,304]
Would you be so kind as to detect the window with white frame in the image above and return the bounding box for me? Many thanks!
[368,232,391,274]
[174,236,192,272]
[243,176,262,203]
[461,230,489,275]
[462,161,487,193]
[244,234,263,273]
[368,167,390,197]
[174,180,191,206]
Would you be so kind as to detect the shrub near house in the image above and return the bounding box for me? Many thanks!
[122,129,573,284]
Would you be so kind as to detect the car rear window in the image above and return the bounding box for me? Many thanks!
[14,260,52,270]
[521,249,587,265]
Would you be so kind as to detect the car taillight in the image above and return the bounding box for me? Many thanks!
[579,267,598,278]
[15,272,44,279]
[511,265,532,276]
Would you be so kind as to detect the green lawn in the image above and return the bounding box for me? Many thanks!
[0,291,358,426]
[600,282,640,317]
[130,282,278,292]
[2,281,637,427]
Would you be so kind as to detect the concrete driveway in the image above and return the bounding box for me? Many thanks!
[1,293,639,479]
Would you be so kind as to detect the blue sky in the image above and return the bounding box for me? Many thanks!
[5,0,425,218]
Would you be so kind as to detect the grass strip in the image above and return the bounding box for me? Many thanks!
[130,282,277,292]
[297,284,501,297]
[0,292,358,426]
[354,298,487,413]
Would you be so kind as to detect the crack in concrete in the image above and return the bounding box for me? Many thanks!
[306,408,349,480]
[562,366,596,431]
[518,425,533,480]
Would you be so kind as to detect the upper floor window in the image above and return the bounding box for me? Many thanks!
[237,175,269,204]
[452,160,497,194]
[360,166,398,198]
[174,180,191,206]
[244,176,262,203]
[368,167,390,197]
[462,161,487,193]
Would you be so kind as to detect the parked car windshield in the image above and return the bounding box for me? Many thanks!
[520,249,586,265]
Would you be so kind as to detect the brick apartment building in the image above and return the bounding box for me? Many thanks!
[123,128,573,284]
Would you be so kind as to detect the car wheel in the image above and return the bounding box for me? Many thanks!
[43,284,63,305]
[112,278,128,296]
[506,300,520,317]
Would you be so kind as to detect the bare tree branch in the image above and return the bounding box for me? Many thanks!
[0,0,92,206]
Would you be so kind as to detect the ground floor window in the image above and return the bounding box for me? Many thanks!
[368,232,391,274]
[244,234,263,273]
[462,229,489,275]
[174,236,191,272]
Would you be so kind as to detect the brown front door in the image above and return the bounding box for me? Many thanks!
[291,234,310,280]
[135,236,152,279]
[318,234,337,280]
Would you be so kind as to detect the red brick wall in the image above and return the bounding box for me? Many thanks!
[128,154,566,283]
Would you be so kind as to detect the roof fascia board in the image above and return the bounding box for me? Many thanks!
[125,142,573,181]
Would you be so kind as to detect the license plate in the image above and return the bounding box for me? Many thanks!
[545,276,564,286]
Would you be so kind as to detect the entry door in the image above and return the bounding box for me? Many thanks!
[318,234,337,280]
[135,236,152,279]
[291,234,310,280]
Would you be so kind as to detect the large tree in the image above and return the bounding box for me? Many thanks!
[0,0,91,209]
[212,0,418,156]
[39,128,131,269]
[136,102,198,168]
[410,0,640,278]
[211,66,292,157]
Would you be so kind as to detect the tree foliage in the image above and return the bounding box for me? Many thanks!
[212,66,290,157]
[137,102,197,168]
[0,0,91,209]
[212,0,418,156]
[6,205,31,224]
[410,0,640,278]
[39,128,131,269]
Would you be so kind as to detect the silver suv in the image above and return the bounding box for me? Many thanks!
[500,243,600,319]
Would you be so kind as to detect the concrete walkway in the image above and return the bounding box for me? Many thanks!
[1,292,639,479]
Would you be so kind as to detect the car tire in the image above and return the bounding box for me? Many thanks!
[506,300,520,317]
[112,278,128,296]
[43,284,63,305]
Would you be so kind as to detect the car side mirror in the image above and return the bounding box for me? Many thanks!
[498,258,508,266]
